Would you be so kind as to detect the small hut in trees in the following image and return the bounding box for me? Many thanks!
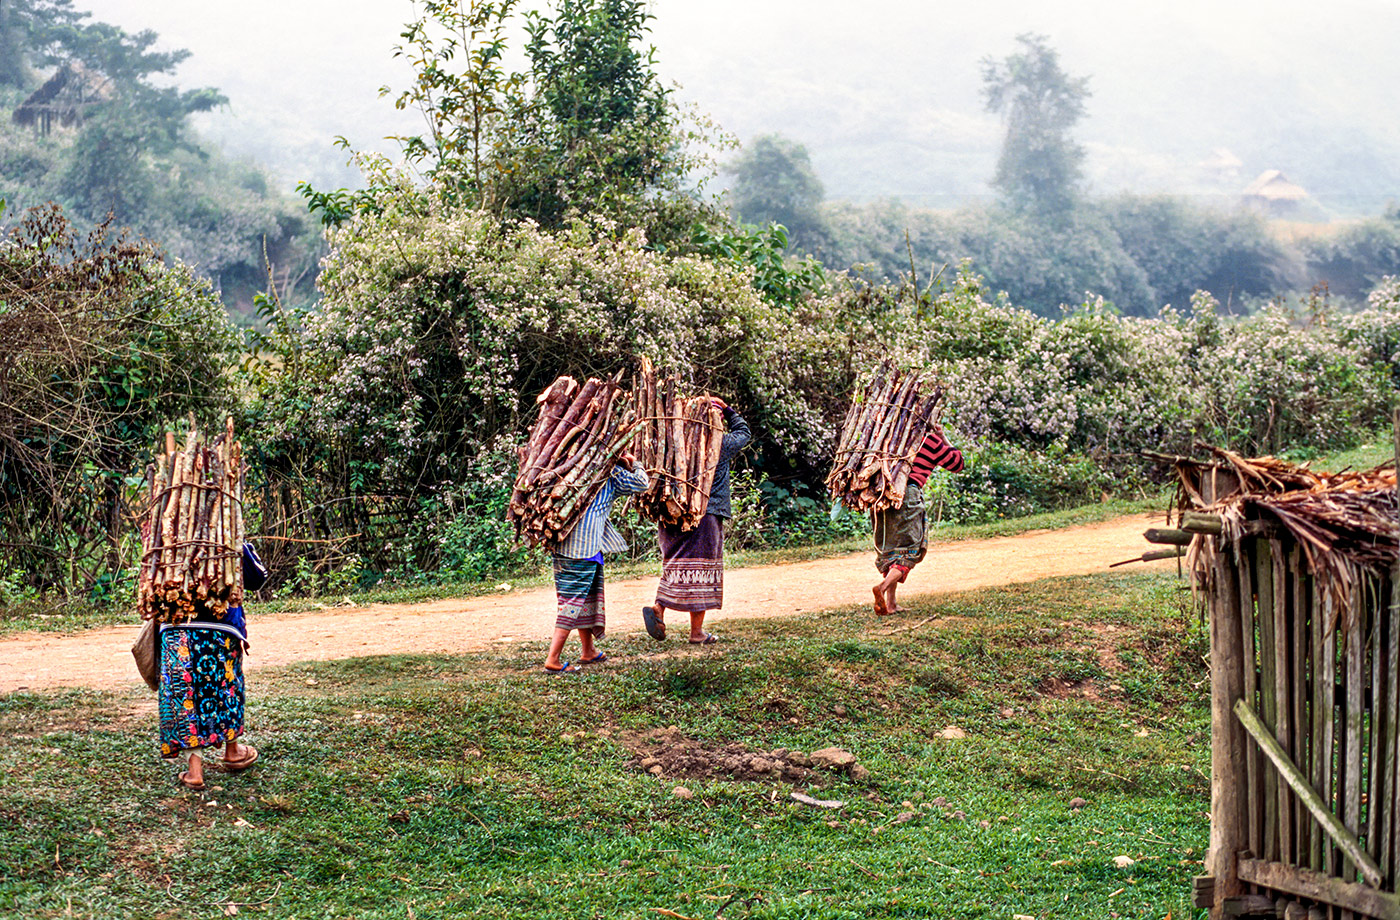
[1242,169,1309,216]
[11,62,111,135]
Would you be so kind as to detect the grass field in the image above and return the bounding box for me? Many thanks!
[1,571,1209,919]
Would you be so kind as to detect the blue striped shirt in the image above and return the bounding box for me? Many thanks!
[553,461,650,559]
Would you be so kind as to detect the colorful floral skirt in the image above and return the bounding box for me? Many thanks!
[656,513,724,612]
[158,625,245,758]
[554,555,605,637]
[873,481,928,580]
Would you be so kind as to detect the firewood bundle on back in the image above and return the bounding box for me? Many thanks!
[508,371,638,548]
[630,356,725,530]
[826,360,945,513]
[138,418,245,623]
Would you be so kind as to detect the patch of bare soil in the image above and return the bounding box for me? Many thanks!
[1038,676,1104,701]
[621,727,867,784]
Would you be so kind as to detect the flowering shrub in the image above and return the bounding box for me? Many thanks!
[240,207,1400,585]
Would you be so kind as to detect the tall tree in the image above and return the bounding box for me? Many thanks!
[727,134,827,249]
[47,22,225,223]
[0,0,81,88]
[316,0,721,246]
[981,33,1090,219]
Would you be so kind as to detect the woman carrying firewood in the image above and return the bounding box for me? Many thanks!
[642,400,751,644]
[871,424,965,616]
[159,602,258,788]
[544,452,650,673]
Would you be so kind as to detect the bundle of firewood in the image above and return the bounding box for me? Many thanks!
[825,360,945,512]
[630,356,725,530]
[508,371,638,548]
[138,419,245,623]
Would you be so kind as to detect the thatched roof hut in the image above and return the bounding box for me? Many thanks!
[11,62,112,135]
[1242,170,1309,215]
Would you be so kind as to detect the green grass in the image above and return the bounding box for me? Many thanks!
[0,572,1209,919]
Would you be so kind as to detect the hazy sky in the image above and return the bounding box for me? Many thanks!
[86,0,1400,210]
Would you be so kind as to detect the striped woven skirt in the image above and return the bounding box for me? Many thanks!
[656,513,724,612]
[873,481,928,580]
[158,624,245,758]
[553,555,605,637]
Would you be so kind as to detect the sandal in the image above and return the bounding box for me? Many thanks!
[688,633,719,645]
[222,744,259,772]
[642,606,666,641]
[177,771,206,791]
[544,661,580,674]
[579,652,608,665]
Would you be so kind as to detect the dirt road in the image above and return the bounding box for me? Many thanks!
[0,514,1173,693]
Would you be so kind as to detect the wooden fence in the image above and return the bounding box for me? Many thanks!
[1164,417,1399,919]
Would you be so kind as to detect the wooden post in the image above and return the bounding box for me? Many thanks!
[1273,540,1295,864]
[1346,589,1366,884]
[1211,545,1249,913]
[1258,538,1281,862]
[1240,542,1263,860]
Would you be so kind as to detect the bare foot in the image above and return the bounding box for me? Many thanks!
[872,585,889,616]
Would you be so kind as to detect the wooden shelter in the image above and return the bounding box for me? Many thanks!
[1243,169,1310,216]
[11,62,111,135]
[1149,426,1399,918]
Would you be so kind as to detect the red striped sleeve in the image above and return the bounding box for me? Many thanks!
[908,430,964,486]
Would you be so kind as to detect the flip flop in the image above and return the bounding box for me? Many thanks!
[222,744,259,772]
[642,606,666,641]
[688,633,719,645]
[177,771,206,791]
[579,652,608,665]
[544,661,580,674]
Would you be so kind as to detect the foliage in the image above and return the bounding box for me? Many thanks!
[308,0,725,250]
[0,203,238,602]
[726,133,828,250]
[1098,194,1295,310]
[0,4,321,322]
[691,221,827,308]
[981,33,1091,219]
[244,199,832,583]
[1300,214,1400,302]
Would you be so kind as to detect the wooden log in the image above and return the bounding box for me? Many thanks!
[519,378,599,492]
[1144,527,1195,546]
[1183,511,1225,535]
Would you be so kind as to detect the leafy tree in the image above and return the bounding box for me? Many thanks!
[726,134,827,250]
[0,203,238,602]
[309,0,723,247]
[0,0,82,88]
[43,22,225,223]
[981,33,1090,219]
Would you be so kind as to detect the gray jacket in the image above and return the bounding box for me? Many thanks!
[706,407,751,520]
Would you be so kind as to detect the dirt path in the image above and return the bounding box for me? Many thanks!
[0,514,1173,693]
